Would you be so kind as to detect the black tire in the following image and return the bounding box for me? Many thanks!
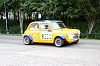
[23,36,31,45]
[54,37,64,47]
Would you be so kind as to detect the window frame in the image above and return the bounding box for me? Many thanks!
[30,23,39,31]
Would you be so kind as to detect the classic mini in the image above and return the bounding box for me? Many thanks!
[23,20,81,47]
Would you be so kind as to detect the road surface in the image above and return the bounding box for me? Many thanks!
[0,35,100,66]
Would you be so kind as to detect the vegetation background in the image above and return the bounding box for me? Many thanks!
[0,0,100,39]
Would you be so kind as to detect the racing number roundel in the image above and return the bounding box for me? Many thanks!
[41,32,52,40]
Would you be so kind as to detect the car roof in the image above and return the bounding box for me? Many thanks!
[32,20,62,23]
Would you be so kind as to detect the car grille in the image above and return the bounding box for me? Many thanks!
[68,34,78,40]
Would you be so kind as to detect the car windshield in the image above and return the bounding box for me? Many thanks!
[52,22,66,30]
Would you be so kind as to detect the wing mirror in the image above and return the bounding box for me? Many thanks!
[48,29,52,32]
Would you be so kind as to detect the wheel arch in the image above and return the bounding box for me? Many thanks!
[54,36,65,41]
[23,34,32,41]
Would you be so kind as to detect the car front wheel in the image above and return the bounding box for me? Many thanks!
[54,37,64,47]
[23,36,31,45]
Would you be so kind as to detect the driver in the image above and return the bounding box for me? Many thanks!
[45,25,48,29]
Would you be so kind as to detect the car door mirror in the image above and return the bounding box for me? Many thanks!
[48,29,52,32]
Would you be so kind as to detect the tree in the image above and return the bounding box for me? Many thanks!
[19,0,65,20]
[2,0,25,35]
[0,0,10,34]
[64,0,100,35]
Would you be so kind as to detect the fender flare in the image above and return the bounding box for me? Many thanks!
[54,36,66,40]
[23,34,32,41]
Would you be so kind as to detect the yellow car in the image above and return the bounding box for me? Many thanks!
[23,20,80,47]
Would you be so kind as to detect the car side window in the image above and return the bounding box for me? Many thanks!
[30,23,39,30]
[40,23,50,30]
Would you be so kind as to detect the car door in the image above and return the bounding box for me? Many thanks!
[39,23,53,43]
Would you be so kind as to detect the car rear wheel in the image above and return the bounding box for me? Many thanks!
[23,36,31,45]
[54,37,64,47]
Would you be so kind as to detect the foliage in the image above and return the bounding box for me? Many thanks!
[64,0,100,34]
[68,21,100,40]
[18,0,65,19]
[0,19,100,39]
[0,0,100,39]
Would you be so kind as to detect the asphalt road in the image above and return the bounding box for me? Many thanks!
[0,35,100,66]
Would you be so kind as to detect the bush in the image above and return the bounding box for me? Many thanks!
[68,21,100,39]
[0,19,100,39]
[8,25,20,34]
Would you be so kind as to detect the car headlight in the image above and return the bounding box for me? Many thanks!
[67,34,78,40]
[77,30,80,34]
